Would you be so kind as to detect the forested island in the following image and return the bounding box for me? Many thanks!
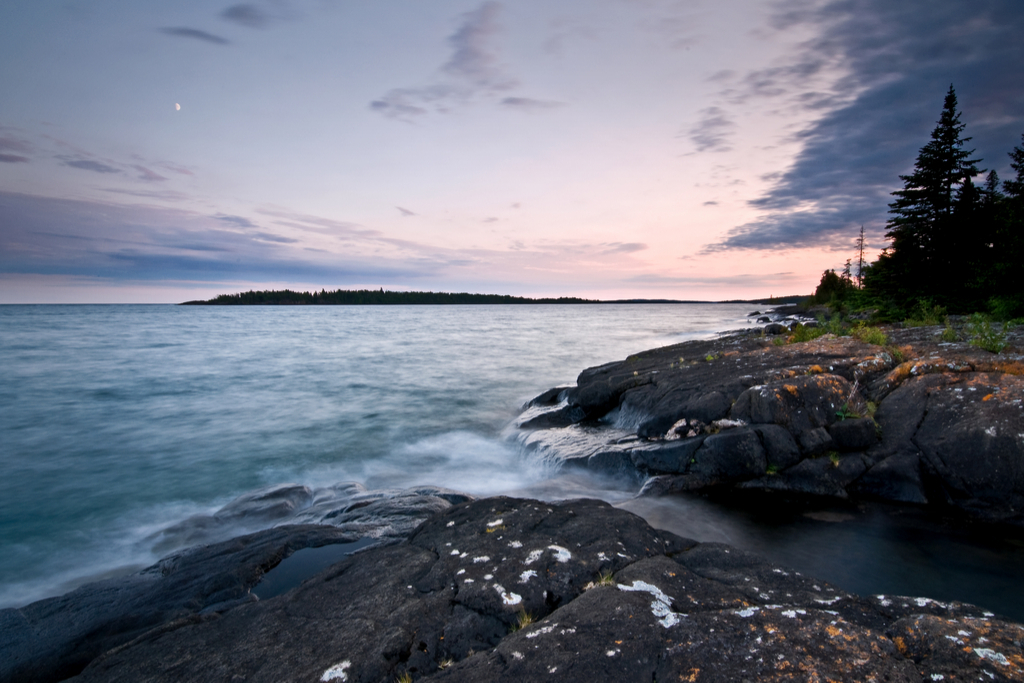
[181,289,600,305]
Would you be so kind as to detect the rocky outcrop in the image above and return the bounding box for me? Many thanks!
[517,324,1024,523]
[0,483,473,683]
[19,497,1024,683]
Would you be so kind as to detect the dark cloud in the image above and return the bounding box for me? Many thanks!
[442,2,516,89]
[703,201,718,206]
[0,192,422,284]
[221,4,268,28]
[688,106,735,152]
[706,0,1024,252]
[626,272,801,287]
[371,2,537,120]
[397,206,416,217]
[500,97,563,111]
[160,27,230,45]
[0,134,32,162]
[62,158,120,174]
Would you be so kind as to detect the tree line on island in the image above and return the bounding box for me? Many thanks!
[814,85,1024,321]
[182,289,602,305]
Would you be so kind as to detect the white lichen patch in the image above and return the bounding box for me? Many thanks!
[484,574,493,580]
[473,556,491,563]
[984,426,997,437]
[493,583,522,606]
[548,545,571,563]
[457,569,465,575]
[735,607,759,618]
[524,550,544,565]
[930,675,944,681]
[463,578,475,584]
[450,549,460,555]
[519,570,537,583]
[781,609,806,618]
[606,649,620,657]
[526,624,558,639]
[974,649,1011,666]
[512,651,524,660]
[320,660,351,682]
[508,540,523,549]
[487,519,504,527]
[597,552,610,562]
[618,580,681,628]
[815,597,841,605]
[446,521,455,527]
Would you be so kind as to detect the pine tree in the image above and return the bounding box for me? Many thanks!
[885,85,981,299]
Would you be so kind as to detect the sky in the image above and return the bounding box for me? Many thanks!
[1,0,1022,303]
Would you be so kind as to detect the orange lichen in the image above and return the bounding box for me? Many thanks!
[893,636,907,655]
[679,668,700,682]
[983,394,995,401]
[808,365,824,374]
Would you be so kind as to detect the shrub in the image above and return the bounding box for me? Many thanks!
[852,324,888,346]
[904,300,946,327]
[790,323,827,343]
[940,319,959,342]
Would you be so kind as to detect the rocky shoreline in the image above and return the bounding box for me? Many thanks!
[517,321,1024,525]
[3,320,1024,682]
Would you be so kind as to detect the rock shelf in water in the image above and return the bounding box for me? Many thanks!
[5,498,1024,682]
[517,323,1024,524]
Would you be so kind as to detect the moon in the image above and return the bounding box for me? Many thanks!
[175,103,181,111]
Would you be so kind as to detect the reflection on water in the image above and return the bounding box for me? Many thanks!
[619,490,1024,622]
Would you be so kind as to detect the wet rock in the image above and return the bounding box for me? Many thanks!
[629,436,705,474]
[763,322,787,334]
[55,497,1024,683]
[851,453,928,504]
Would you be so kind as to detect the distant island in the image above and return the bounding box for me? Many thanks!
[180,289,809,306]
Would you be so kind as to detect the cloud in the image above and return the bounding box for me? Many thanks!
[601,242,647,254]
[132,165,167,182]
[370,2,530,120]
[441,2,515,89]
[396,206,416,217]
[0,134,32,163]
[500,97,563,111]
[221,4,269,28]
[62,158,121,174]
[704,0,1024,252]
[214,213,258,228]
[0,154,29,164]
[688,106,736,152]
[160,27,230,45]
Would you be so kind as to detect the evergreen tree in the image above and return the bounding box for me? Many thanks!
[884,85,981,302]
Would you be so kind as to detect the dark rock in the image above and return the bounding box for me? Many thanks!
[516,404,587,430]
[55,498,1024,683]
[629,436,705,474]
[635,390,733,439]
[743,454,868,498]
[691,427,766,480]
[0,525,362,683]
[752,424,802,470]
[851,452,928,504]
[757,315,771,323]
[731,375,852,437]
[798,426,834,456]
[763,322,787,335]
[523,386,570,408]
[828,417,878,452]
[747,310,761,316]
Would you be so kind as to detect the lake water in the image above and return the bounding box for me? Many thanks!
[2,304,1023,620]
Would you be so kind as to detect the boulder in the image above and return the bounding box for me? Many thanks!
[731,374,852,436]
[752,424,802,470]
[691,427,767,481]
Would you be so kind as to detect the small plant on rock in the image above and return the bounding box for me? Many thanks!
[510,610,535,632]
[396,673,413,683]
[828,451,840,468]
[438,658,454,670]
[966,314,1007,353]
[790,323,827,343]
[940,318,960,343]
[766,463,779,475]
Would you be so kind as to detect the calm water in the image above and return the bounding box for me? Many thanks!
[2,304,1023,620]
